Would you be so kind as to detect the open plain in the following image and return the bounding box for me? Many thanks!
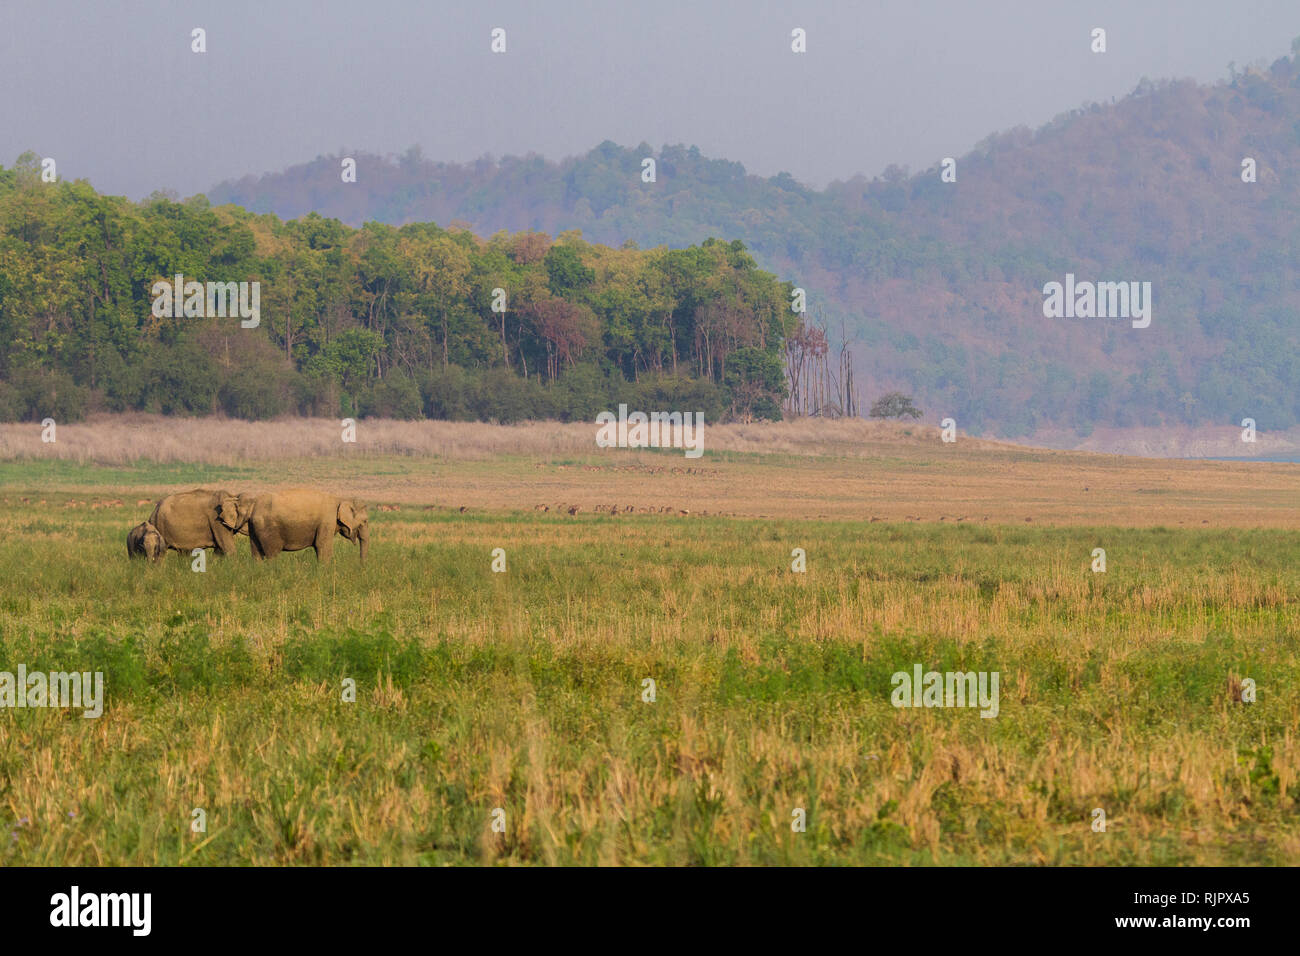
[0,417,1296,864]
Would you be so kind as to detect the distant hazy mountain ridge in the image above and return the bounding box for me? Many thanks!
[210,53,1300,438]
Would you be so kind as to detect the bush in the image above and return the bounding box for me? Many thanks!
[469,367,553,424]
[142,340,218,415]
[0,379,22,421]
[359,372,423,419]
[218,361,295,420]
[293,368,340,417]
[868,392,923,420]
[419,365,474,420]
[0,368,90,422]
[98,349,149,412]
[619,373,727,423]
[552,363,613,421]
[723,347,786,421]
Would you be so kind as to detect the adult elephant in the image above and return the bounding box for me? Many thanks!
[240,489,369,564]
[149,488,251,557]
[126,521,165,561]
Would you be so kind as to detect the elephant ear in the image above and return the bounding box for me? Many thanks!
[337,500,359,535]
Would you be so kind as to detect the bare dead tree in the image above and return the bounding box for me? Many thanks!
[783,318,859,418]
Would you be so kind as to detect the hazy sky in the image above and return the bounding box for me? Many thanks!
[3,0,1299,199]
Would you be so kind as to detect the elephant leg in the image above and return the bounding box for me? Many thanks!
[248,529,266,560]
[258,526,284,559]
[208,517,237,556]
[314,524,334,562]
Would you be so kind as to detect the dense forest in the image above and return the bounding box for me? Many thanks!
[0,160,795,424]
[212,45,1300,437]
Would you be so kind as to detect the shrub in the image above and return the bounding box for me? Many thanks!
[723,347,786,421]
[1,368,90,422]
[359,372,423,419]
[218,362,295,420]
[619,373,727,423]
[419,364,474,420]
[98,349,149,412]
[292,368,340,417]
[869,392,924,420]
[469,367,553,424]
[552,363,613,421]
[0,379,22,421]
[143,340,218,415]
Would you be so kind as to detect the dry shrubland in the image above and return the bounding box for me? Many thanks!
[0,414,994,465]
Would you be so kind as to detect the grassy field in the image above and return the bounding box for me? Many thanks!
[1,420,1297,865]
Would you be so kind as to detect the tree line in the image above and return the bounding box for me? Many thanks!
[0,155,800,424]
[212,49,1300,436]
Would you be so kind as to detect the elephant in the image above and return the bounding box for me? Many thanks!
[126,521,165,561]
[149,488,253,557]
[239,489,369,563]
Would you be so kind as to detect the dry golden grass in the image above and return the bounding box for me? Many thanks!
[3,414,1295,528]
[0,413,996,463]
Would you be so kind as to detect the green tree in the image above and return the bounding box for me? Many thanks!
[869,392,923,420]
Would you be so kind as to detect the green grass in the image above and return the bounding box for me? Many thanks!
[0,478,1297,865]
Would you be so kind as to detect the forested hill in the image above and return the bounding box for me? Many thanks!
[210,49,1300,438]
[0,165,794,424]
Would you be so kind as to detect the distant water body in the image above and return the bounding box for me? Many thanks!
[1190,456,1300,463]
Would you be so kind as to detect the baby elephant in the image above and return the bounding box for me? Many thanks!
[126,521,165,562]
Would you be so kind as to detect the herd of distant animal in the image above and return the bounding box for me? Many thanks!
[127,488,369,564]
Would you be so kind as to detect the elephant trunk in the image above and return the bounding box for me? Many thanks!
[357,525,369,564]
